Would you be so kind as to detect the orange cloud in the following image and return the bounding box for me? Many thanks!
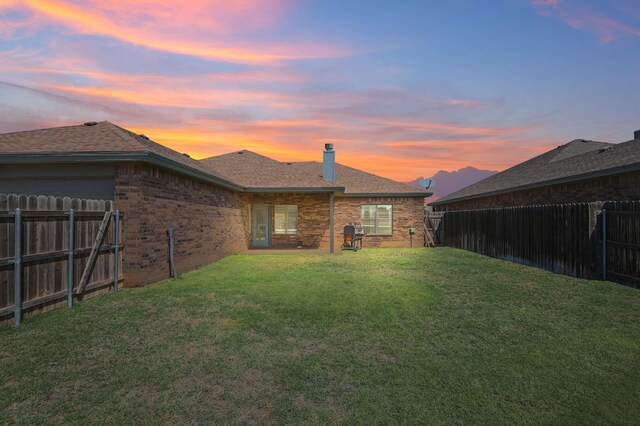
[0,21,549,182]
[42,83,298,109]
[3,0,349,63]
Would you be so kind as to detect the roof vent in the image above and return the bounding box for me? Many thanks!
[138,134,149,140]
[84,121,97,126]
[182,153,190,158]
[598,146,612,153]
[237,151,244,154]
[635,130,640,140]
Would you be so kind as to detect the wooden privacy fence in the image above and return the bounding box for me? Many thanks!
[600,201,640,287]
[438,201,640,288]
[0,194,123,326]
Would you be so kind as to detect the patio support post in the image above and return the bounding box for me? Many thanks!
[329,192,335,254]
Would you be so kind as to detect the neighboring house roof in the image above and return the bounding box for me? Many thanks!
[0,122,429,197]
[431,137,640,205]
[0,121,244,190]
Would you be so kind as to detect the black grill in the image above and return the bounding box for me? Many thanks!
[341,224,364,251]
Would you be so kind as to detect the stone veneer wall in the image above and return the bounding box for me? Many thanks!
[333,197,426,249]
[433,170,640,211]
[115,164,248,287]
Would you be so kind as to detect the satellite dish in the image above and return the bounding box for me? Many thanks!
[418,178,435,189]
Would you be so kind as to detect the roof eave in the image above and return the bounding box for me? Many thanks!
[343,192,431,198]
[429,163,640,206]
[244,186,345,193]
[0,152,245,192]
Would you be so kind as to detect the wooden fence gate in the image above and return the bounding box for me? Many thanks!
[425,211,444,247]
[0,194,123,326]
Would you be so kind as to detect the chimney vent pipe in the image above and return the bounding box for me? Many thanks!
[322,144,336,183]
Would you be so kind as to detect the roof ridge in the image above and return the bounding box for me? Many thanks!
[100,121,144,150]
[201,149,283,163]
[549,139,615,163]
[0,122,95,136]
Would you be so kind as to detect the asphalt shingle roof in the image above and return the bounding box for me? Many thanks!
[199,151,341,190]
[432,137,640,205]
[285,161,429,195]
[0,120,221,178]
[200,152,427,194]
[0,122,428,196]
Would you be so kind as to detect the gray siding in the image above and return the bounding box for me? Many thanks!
[0,164,115,200]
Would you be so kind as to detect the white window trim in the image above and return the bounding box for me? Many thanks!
[361,204,393,235]
[274,205,298,234]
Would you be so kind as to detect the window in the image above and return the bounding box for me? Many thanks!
[274,205,298,234]
[361,205,392,235]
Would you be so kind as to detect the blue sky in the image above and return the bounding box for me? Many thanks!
[0,0,638,180]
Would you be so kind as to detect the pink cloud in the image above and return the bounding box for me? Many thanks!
[0,0,350,64]
[445,99,488,109]
[531,0,640,43]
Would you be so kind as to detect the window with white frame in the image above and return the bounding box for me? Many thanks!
[361,205,393,235]
[274,205,298,234]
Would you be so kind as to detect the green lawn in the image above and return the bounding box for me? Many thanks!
[1,248,639,424]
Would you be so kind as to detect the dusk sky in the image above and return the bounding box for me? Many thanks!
[1,0,639,181]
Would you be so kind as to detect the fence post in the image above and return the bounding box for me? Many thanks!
[167,226,177,278]
[114,209,120,291]
[14,208,22,327]
[601,209,607,281]
[67,208,74,308]
[441,212,446,246]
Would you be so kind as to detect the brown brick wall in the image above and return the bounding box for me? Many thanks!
[333,197,425,248]
[241,193,331,248]
[113,164,427,286]
[241,194,426,249]
[115,164,247,287]
[435,170,640,211]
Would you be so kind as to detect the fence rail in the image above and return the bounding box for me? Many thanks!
[0,194,124,325]
[435,200,640,288]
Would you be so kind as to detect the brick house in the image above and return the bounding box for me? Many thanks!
[0,121,429,286]
[431,131,640,211]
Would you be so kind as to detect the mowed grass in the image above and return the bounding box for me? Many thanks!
[1,248,639,425]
